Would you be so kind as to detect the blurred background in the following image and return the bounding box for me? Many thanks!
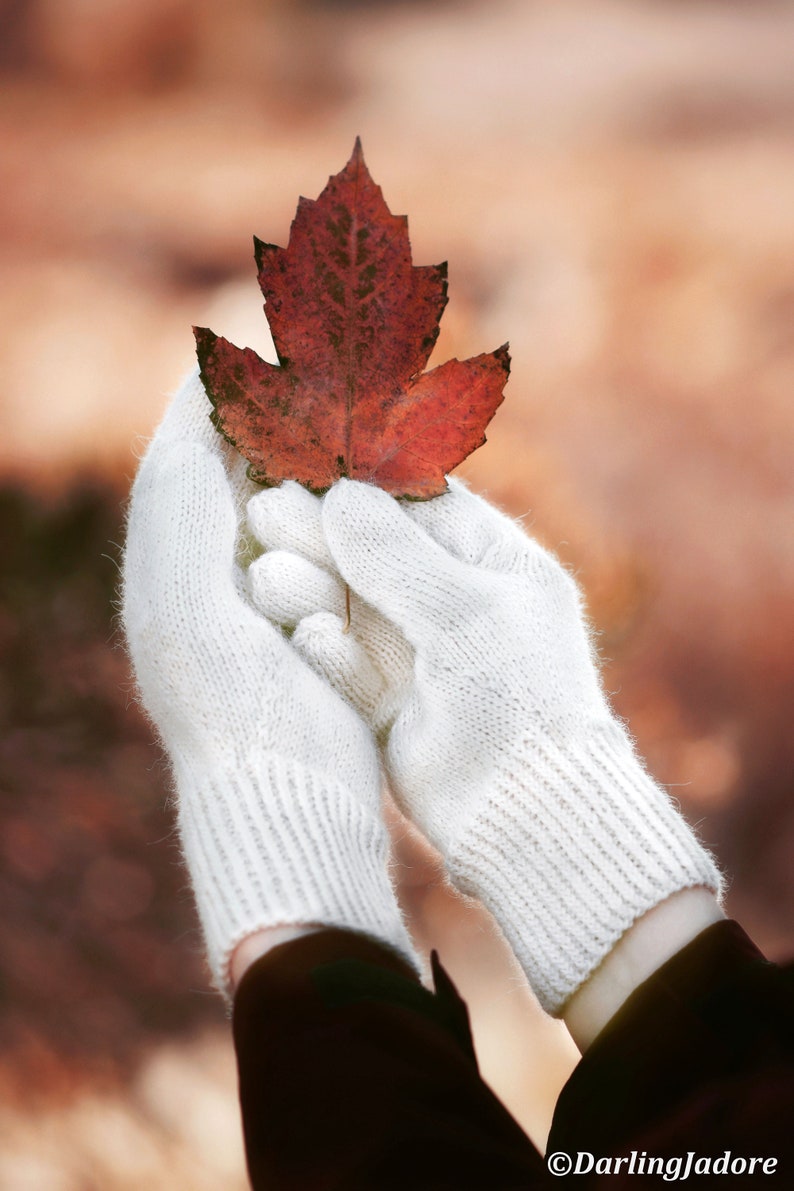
[1,0,794,1184]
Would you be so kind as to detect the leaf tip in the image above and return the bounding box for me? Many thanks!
[346,136,371,183]
[253,234,267,270]
[193,325,216,355]
[494,342,511,375]
[253,235,282,288]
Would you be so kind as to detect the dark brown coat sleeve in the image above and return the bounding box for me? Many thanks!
[233,922,794,1189]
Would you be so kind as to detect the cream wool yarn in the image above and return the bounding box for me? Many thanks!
[248,478,723,1015]
[121,370,417,992]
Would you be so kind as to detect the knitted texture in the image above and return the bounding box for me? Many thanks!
[247,477,723,1015]
[122,370,417,992]
[177,754,412,990]
[448,724,722,1011]
[247,480,414,735]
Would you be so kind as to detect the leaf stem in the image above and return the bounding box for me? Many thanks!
[343,583,351,634]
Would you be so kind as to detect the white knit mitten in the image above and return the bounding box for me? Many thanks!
[121,371,416,993]
[247,478,722,1014]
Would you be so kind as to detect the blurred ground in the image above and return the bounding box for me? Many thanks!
[1,0,793,1185]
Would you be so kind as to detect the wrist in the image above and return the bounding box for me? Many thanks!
[230,925,325,988]
[563,888,725,1050]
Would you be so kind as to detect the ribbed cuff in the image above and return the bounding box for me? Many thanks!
[448,724,724,1015]
[176,753,418,993]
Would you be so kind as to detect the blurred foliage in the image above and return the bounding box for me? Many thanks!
[0,483,218,1097]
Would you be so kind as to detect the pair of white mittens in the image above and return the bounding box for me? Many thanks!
[123,369,722,1013]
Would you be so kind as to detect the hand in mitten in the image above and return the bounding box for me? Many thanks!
[121,370,416,993]
[248,477,722,1015]
[243,479,415,738]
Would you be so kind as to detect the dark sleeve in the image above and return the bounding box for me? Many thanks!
[232,928,546,1191]
[548,920,794,1184]
[233,921,794,1189]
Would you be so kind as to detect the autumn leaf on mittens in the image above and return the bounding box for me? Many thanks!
[194,139,510,500]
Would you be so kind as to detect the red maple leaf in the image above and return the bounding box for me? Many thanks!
[194,139,509,499]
